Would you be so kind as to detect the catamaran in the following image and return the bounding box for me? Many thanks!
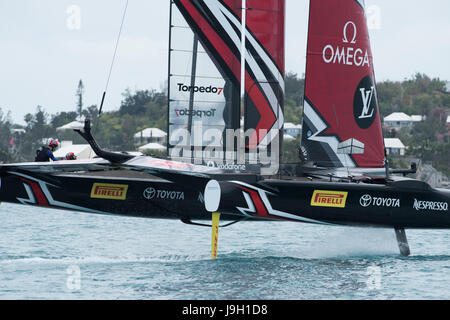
[1,0,448,258]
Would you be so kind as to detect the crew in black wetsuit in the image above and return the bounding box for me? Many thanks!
[35,138,60,162]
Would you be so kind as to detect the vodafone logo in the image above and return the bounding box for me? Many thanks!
[207,160,246,171]
[322,21,370,67]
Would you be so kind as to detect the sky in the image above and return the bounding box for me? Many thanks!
[1,0,450,124]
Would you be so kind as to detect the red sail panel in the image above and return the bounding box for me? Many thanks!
[244,0,285,150]
[300,0,385,168]
[246,0,285,72]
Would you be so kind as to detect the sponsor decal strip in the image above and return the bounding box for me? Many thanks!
[207,161,246,171]
[177,83,223,95]
[231,181,335,225]
[414,199,448,212]
[322,18,370,68]
[143,187,185,201]
[9,171,110,215]
[311,190,348,208]
[90,183,128,200]
[174,108,217,118]
[359,194,400,208]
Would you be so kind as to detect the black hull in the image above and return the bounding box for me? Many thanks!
[0,169,449,229]
[0,171,218,221]
[221,179,450,229]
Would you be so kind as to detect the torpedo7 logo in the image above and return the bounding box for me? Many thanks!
[174,108,217,118]
[177,83,223,95]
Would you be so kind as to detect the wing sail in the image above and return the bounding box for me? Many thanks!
[300,0,385,168]
[168,0,285,174]
[168,0,242,163]
[243,0,285,155]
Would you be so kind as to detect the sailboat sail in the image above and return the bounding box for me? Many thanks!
[168,0,285,172]
[168,0,242,162]
[300,0,385,168]
[243,0,285,153]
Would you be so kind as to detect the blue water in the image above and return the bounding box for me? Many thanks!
[0,203,449,300]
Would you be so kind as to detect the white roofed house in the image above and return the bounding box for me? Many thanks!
[383,112,425,131]
[384,138,406,157]
[138,143,166,153]
[134,128,167,145]
[383,113,412,130]
[283,122,302,139]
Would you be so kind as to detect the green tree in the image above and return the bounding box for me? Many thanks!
[0,109,15,163]
[284,72,304,124]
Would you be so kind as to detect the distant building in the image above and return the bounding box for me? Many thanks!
[134,128,167,145]
[138,143,166,153]
[445,81,450,93]
[384,112,424,130]
[11,128,26,135]
[283,123,302,139]
[283,134,296,141]
[384,138,406,156]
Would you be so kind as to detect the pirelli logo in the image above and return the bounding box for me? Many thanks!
[90,183,128,200]
[311,190,348,208]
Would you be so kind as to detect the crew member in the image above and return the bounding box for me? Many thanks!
[35,138,60,162]
[65,152,77,160]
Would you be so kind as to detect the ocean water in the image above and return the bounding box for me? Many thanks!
[0,202,449,300]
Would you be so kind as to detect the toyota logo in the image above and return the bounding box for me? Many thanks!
[143,187,156,200]
[360,194,372,207]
